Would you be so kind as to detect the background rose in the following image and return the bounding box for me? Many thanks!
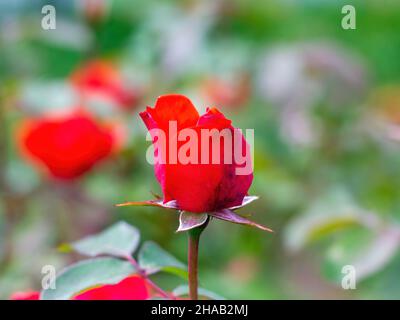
[10,275,151,300]
[18,111,115,180]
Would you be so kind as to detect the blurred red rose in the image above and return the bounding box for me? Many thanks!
[80,0,109,24]
[202,75,250,109]
[18,111,115,180]
[73,275,150,300]
[140,94,253,213]
[71,60,138,109]
[10,276,150,300]
[10,291,40,300]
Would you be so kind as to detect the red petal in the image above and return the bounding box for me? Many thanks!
[71,60,136,108]
[140,98,253,213]
[163,108,252,212]
[140,95,200,203]
[73,275,150,300]
[196,107,232,128]
[163,161,224,212]
[140,94,199,132]
[10,291,40,300]
[20,113,114,179]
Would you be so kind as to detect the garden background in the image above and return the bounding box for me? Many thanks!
[1,0,400,299]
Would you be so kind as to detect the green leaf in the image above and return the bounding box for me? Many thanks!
[138,241,187,279]
[283,189,374,252]
[322,226,371,283]
[172,285,226,300]
[323,225,400,282]
[177,212,208,232]
[40,257,136,300]
[71,221,140,258]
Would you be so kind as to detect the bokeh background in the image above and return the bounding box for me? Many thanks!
[1,0,400,299]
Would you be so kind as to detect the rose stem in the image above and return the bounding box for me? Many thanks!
[125,255,174,299]
[188,218,209,300]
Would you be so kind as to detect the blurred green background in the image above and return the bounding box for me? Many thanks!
[1,0,400,299]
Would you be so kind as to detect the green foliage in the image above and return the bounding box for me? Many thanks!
[71,221,140,258]
[41,257,136,300]
[42,222,189,299]
[138,241,187,279]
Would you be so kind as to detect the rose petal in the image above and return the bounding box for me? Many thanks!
[140,94,199,132]
[73,275,149,300]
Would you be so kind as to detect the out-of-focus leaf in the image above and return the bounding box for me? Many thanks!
[177,212,208,232]
[138,241,187,279]
[359,252,400,299]
[71,221,140,258]
[210,209,273,232]
[40,257,136,300]
[39,20,93,51]
[322,226,371,283]
[20,81,77,114]
[283,189,378,252]
[351,227,400,280]
[284,189,400,282]
[172,285,226,300]
[5,160,39,194]
[285,214,359,252]
[57,243,73,253]
[323,225,400,282]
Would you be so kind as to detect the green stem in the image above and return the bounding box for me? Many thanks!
[187,218,209,300]
[125,255,174,300]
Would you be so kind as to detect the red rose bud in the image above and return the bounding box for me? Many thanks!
[140,94,253,213]
[80,0,109,24]
[10,291,40,300]
[71,59,138,109]
[18,111,115,180]
[73,275,150,300]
